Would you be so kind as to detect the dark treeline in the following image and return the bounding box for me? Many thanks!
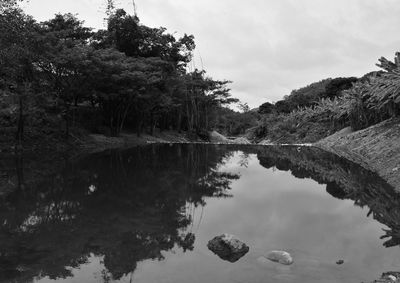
[0,1,241,149]
[258,77,358,115]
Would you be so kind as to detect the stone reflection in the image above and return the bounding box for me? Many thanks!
[0,144,239,282]
[257,146,400,248]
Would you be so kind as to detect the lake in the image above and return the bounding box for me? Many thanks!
[1,144,400,283]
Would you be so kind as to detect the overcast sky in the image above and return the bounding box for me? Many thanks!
[22,0,400,107]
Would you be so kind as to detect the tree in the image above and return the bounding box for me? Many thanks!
[323,77,358,99]
[0,7,40,146]
[105,9,195,69]
[36,14,93,137]
[0,7,238,145]
[274,100,291,113]
[258,102,275,115]
[238,102,250,113]
[0,0,22,11]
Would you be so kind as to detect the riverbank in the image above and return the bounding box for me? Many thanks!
[0,128,197,156]
[0,130,195,197]
[315,118,400,190]
[3,119,399,192]
[80,131,192,153]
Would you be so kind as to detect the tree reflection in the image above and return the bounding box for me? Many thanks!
[257,146,400,248]
[2,144,399,282]
[0,144,239,282]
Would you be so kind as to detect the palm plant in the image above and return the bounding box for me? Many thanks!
[368,69,400,116]
[338,52,400,130]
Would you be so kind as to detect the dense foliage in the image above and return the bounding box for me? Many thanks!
[214,106,259,136]
[258,77,357,115]
[0,5,240,148]
[255,53,400,143]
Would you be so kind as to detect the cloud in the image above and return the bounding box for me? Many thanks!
[22,0,400,107]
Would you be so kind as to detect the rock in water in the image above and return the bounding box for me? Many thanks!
[336,259,344,265]
[207,234,249,262]
[266,251,293,265]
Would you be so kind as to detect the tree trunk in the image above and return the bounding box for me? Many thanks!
[177,110,182,133]
[150,112,154,135]
[15,154,25,191]
[205,106,209,130]
[185,94,192,131]
[136,120,142,137]
[15,93,24,146]
[15,83,29,147]
[64,105,70,140]
[119,104,132,134]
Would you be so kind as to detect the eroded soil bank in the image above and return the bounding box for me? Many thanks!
[315,118,400,191]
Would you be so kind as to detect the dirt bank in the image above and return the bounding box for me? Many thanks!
[80,130,252,154]
[315,118,400,190]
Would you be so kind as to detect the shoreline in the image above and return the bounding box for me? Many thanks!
[2,120,399,192]
[82,133,400,192]
[314,118,400,191]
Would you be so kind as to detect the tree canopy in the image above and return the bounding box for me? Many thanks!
[0,7,239,146]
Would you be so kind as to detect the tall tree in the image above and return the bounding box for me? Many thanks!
[36,13,93,137]
[0,7,40,146]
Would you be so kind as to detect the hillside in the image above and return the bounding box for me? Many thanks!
[316,118,400,190]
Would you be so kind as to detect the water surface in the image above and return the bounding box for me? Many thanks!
[1,144,400,283]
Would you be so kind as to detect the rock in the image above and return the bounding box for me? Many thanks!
[207,234,249,262]
[266,250,293,265]
[336,259,344,265]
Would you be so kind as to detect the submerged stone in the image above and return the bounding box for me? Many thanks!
[336,259,344,265]
[207,234,249,262]
[266,250,294,265]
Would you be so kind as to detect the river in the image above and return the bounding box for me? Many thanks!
[1,144,400,283]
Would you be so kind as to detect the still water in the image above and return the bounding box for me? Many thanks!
[1,144,400,283]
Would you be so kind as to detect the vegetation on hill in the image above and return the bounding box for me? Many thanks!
[214,105,259,136]
[254,53,400,143]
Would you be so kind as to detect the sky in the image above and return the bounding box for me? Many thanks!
[21,0,400,108]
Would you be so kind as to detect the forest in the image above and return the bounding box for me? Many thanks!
[0,0,253,151]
